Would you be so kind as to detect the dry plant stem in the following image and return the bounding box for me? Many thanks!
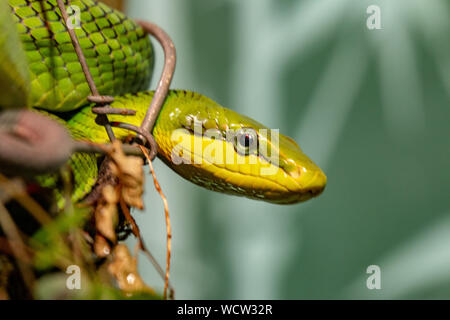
[118,197,173,297]
[109,122,158,160]
[133,242,140,259]
[119,197,141,243]
[61,167,86,269]
[0,203,34,292]
[136,20,176,134]
[91,107,136,115]
[13,194,52,225]
[140,146,172,300]
[73,140,145,157]
[0,174,51,225]
[55,0,116,142]
[0,237,33,264]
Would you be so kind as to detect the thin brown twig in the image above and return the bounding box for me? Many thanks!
[55,0,116,142]
[108,122,158,160]
[0,203,34,293]
[72,140,144,157]
[0,237,34,264]
[91,107,136,115]
[0,173,51,225]
[140,146,172,300]
[136,20,176,135]
[119,196,173,297]
[55,0,100,94]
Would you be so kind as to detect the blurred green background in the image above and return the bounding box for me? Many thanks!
[124,0,450,299]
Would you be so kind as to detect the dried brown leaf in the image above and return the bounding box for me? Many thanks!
[93,234,111,258]
[94,185,118,243]
[107,244,155,295]
[108,141,145,209]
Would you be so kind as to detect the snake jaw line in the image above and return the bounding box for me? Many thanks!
[150,93,327,204]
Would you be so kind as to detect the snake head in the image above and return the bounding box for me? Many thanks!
[154,91,327,204]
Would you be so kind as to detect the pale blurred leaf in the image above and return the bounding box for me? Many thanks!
[0,0,31,109]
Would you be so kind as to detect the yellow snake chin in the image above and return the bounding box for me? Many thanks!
[155,130,327,204]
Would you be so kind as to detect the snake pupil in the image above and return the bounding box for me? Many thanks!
[238,133,253,148]
[234,128,258,156]
[242,134,251,147]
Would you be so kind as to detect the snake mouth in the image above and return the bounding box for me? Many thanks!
[302,183,326,200]
[268,183,325,204]
[278,165,327,204]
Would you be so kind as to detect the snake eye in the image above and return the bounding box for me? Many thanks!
[234,127,258,155]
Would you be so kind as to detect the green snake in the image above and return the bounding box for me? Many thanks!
[5,0,326,205]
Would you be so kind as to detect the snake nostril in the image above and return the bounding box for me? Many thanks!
[286,163,302,179]
[291,167,302,179]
